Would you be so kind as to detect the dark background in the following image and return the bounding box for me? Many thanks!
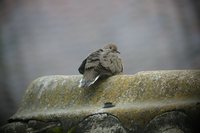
[0,0,200,126]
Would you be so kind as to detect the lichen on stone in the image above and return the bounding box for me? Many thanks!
[7,70,200,132]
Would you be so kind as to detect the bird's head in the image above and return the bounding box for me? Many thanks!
[103,43,120,53]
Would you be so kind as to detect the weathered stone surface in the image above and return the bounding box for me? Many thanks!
[76,113,127,133]
[0,122,27,133]
[8,70,200,131]
[144,111,192,133]
[0,120,62,133]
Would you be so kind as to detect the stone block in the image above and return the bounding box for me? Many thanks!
[2,70,200,132]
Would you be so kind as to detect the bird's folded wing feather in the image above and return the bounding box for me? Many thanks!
[85,49,102,69]
[78,59,87,74]
[78,49,103,74]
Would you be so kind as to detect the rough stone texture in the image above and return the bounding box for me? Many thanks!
[5,70,200,132]
[76,113,127,133]
[0,122,27,133]
[0,120,62,133]
[144,111,193,133]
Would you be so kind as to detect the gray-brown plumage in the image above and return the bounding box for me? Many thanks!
[78,44,123,88]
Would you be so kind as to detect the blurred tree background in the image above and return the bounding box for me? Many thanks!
[0,0,200,126]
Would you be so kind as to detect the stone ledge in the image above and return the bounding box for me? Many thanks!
[3,70,200,132]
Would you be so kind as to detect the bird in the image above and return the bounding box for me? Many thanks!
[78,43,123,88]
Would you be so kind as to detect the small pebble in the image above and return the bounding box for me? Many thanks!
[103,102,115,108]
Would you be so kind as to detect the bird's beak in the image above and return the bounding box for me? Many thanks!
[116,50,120,54]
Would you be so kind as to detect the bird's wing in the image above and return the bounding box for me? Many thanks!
[78,49,102,74]
[78,49,103,87]
[78,58,87,74]
[99,51,123,75]
[84,49,102,69]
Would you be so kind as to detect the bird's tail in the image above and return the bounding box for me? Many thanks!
[79,75,100,88]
